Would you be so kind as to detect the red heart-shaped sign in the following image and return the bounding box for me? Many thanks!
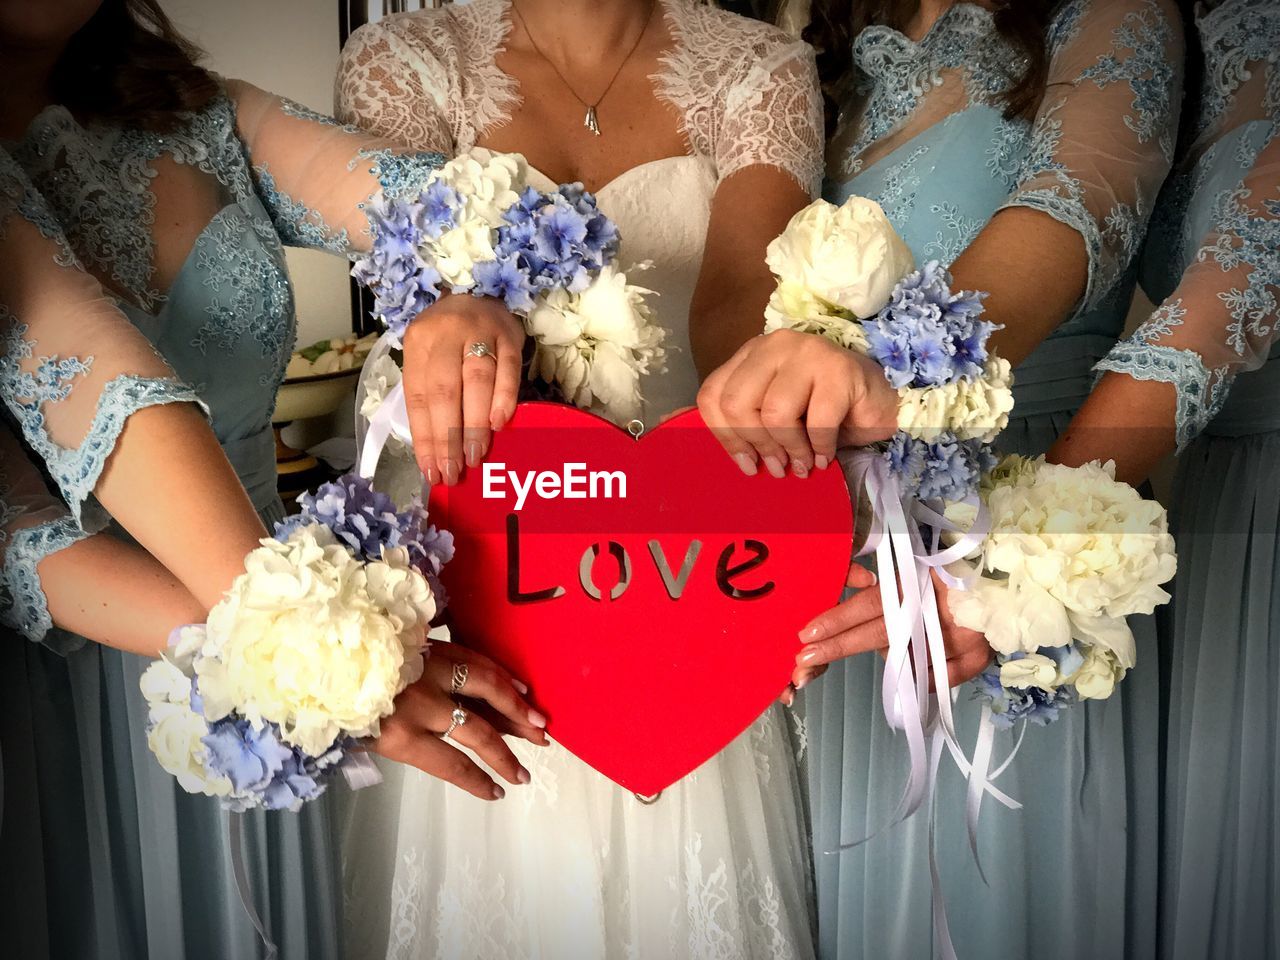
[430,403,853,795]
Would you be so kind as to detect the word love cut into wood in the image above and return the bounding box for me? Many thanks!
[429,403,854,795]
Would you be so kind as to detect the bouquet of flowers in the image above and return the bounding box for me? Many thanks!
[762,195,1175,725]
[140,475,453,811]
[763,198,1013,502]
[944,455,1177,727]
[352,148,664,423]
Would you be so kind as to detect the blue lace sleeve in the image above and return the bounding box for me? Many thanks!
[227,81,444,256]
[1098,3,1279,446]
[1000,0,1182,312]
[1,155,206,523]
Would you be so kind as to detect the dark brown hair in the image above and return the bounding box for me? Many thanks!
[804,0,1060,136]
[51,0,219,131]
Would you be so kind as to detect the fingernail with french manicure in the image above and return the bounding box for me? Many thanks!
[763,455,786,479]
[528,709,547,729]
[799,624,823,642]
[815,454,830,470]
[782,685,796,707]
[425,465,440,486]
[442,459,459,485]
[795,674,810,691]
[798,649,819,664]
[466,441,483,468]
[733,453,758,476]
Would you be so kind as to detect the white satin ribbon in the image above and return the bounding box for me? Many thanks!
[356,332,414,481]
[229,812,278,960]
[835,449,1022,958]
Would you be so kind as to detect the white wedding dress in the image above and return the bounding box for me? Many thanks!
[335,3,825,957]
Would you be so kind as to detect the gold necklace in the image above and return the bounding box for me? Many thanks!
[511,0,658,136]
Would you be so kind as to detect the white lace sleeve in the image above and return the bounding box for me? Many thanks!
[335,4,521,154]
[656,2,825,196]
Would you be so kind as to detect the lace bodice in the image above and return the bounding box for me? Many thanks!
[1100,0,1280,445]
[0,83,446,645]
[828,0,1182,323]
[334,0,824,195]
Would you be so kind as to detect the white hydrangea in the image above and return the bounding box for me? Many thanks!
[195,524,435,756]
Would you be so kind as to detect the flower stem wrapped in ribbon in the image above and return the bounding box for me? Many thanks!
[352,148,665,425]
[140,474,453,811]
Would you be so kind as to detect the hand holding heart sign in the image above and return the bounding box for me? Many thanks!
[429,403,854,795]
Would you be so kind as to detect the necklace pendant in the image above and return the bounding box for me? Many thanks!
[583,105,601,136]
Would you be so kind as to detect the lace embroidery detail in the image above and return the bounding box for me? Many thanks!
[189,206,295,389]
[2,322,201,518]
[654,0,824,193]
[1196,0,1280,140]
[923,201,983,264]
[278,96,362,134]
[349,147,447,202]
[2,515,91,645]
[428,855,530,960]
[789,709,808,765]
[1078,0,1179,158]
[1134,297,1188,343]
[252,162,351,253]
[0,154,78,267]
[1200,170,1280,355]
[842,4,1023,173]
[872,143,929,224]
[9,95,259,314]
[1096,341,1231,446]
[388,847,426,960]
[337,0,823,193]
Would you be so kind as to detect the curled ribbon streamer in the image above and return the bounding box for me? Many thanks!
[834,449,1020,958]
[356,333,415,481]
[341,750,384,791]
[229,813,278,960]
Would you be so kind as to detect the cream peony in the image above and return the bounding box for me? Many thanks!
[195,524,435,756]
[896,356,1015,442]
[765,196,914,319]
[524,264,664,424]
[763,280,872,353]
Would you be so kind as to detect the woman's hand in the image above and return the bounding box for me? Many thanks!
[697,330,899,479]
[401,293,526,486]
[371,642,549,801]
[791,564,992,692]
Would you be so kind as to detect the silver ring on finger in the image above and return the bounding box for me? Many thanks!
[450,662,469,695]
[465,341,495,361]
[442,702,468,740]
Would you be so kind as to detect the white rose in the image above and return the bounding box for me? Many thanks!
[1068,643,1128,700]
[147,701,231,796]
[765,197,913,319]
[998,653,1061,690]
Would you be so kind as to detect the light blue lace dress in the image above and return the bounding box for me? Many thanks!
[1097,2,1280,955]
[0,83,441,958]
[802,2,1181,957]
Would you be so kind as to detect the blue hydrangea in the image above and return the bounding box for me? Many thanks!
[473,254,537,313]
[861,261,995,388]
[883,432,995,501]
[202,716,346,812]
[972,665,1077,729]
[352,195,442,341]
[276,473,454,606]
[419,180,460,239]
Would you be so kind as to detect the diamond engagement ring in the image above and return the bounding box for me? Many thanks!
[450,662,469,695]
[466,341,494,360]
[443,703,468,740]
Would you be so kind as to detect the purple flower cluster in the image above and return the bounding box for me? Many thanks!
[885,432,996,502]
[473,184,619,313]
[202,715,346,813]
[351,195,443,342]
[861,261,994,389]
[276,473,454,599]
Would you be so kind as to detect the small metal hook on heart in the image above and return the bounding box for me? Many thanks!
[627,419,645,440]
[633,791,662,804]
